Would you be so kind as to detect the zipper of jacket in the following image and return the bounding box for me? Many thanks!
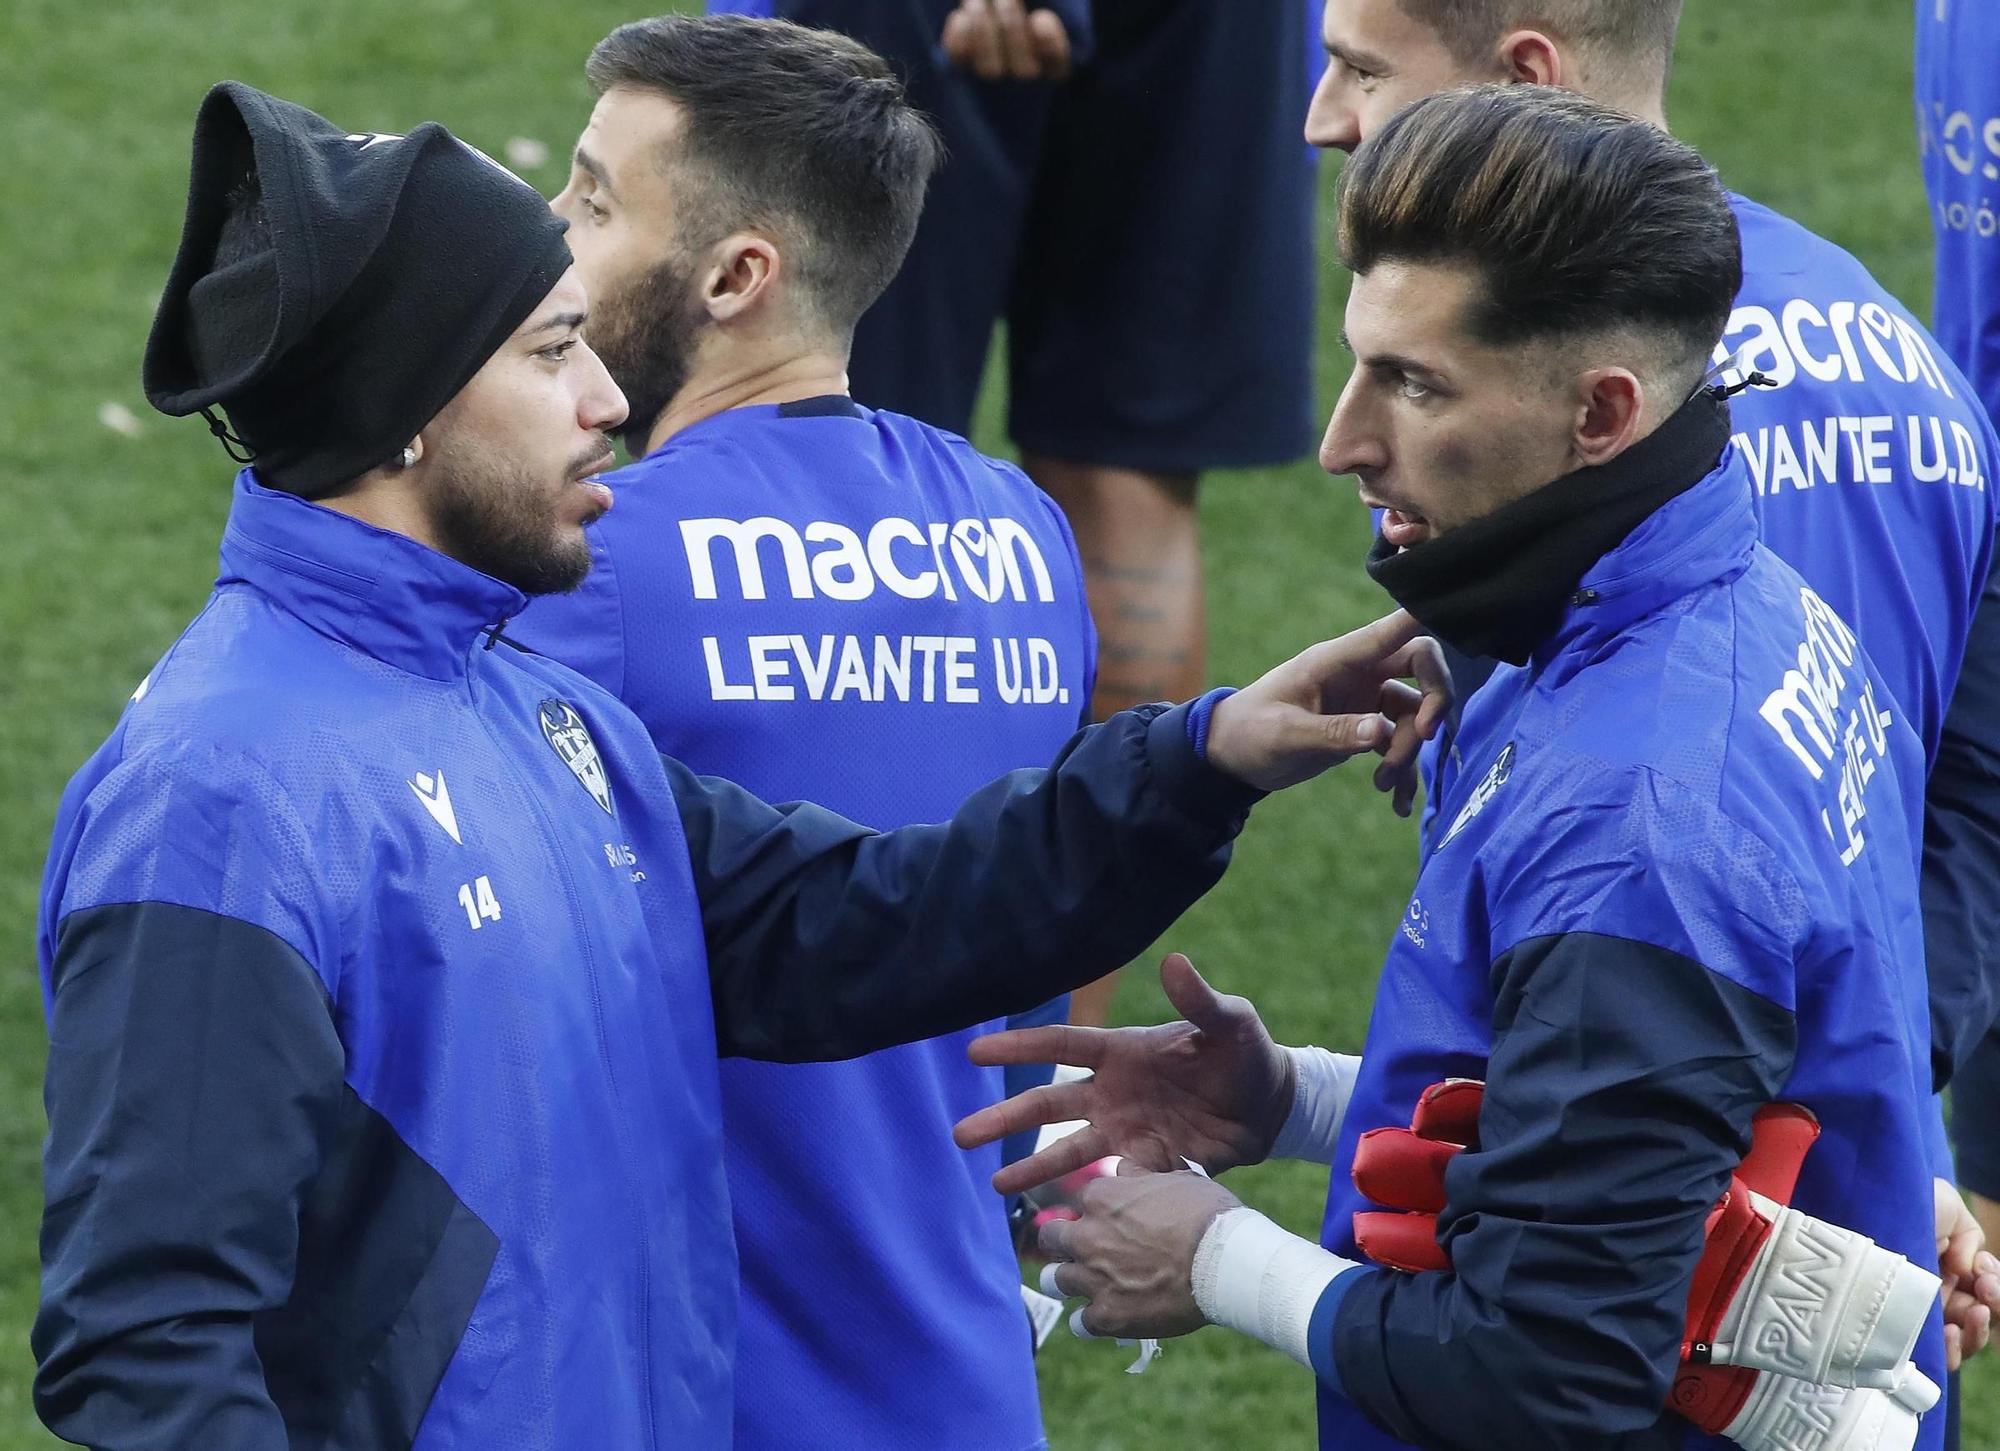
[464,639,661,1451]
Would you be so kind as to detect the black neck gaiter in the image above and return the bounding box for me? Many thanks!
[1366,391,1732,666]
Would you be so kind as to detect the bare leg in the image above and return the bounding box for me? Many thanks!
[1027,454,1206,1026]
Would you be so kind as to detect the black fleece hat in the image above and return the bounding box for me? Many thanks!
[143,82,573,496]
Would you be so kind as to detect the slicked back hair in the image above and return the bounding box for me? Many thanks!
[587,15,943,338]
[1337,85,1739,375]
[1397,0,1683,79]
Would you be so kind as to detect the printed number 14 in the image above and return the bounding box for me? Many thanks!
[457,874,502,929]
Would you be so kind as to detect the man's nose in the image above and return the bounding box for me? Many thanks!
[1304,78,1362,154]
[1319,380,1383,476]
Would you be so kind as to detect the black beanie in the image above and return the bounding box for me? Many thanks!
[143,82,574,496]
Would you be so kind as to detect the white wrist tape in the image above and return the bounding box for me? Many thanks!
[1191,1206,1359,1369]
[1269,1047,1361,1165]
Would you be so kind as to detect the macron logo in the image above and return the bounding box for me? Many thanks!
[409,770,462,844]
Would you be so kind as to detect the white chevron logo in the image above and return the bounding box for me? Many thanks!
[408,770,462,845]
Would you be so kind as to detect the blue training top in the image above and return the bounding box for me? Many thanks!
[1918,1,2000,426]
[1912,0,2000,1193]
[1318,449,1944,1451]
[512,397,1094,1451]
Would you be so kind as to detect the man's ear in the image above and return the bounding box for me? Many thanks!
[702,232,781,323]
[1572,368,1646,467]
[1497,29,1564,87]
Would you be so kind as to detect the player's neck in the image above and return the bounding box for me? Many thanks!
[644,352,852,454]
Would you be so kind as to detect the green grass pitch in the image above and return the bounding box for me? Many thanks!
[0,1,1986,1445]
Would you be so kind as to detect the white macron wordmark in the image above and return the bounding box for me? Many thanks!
[409,771,462,845]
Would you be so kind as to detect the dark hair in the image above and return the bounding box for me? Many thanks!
[1396,0,1683,78]
[586,15,943,336]
[1337,84,1739,370]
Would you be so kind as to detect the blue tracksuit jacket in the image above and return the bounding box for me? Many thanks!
[1320,452,1944,1449]
[512,397,1093,1451]
[34,471,1257,1451]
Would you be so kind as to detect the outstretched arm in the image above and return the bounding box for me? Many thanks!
[684,612,1446,1062]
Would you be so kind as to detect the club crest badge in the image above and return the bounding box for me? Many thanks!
[539,700,614,815]
[1438,742,1515,850]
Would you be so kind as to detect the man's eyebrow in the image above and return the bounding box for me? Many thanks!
[573,146,620,204]
[1327,38,1392,72]
[1342,331,1448,381]
[524,311,588,337]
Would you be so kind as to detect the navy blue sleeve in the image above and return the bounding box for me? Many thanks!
[674,700,1261,1061]
[1923,552,2000,1089]
[35,901,345,1450]
[1329,931,1797,1451]
[1954,1027,2000,1199]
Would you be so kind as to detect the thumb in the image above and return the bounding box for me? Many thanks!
[1160,952,1233,1033]
[1323,711,1389,756]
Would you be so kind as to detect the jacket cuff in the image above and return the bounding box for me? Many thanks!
[1311,1263,1371,1391]
[1145,700,1267,831]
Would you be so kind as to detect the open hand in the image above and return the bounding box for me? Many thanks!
[955,953,1291,1196]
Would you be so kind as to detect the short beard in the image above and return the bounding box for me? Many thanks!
[427,436,610,597]
[587,250,710,455]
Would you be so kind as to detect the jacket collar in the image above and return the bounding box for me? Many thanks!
[216,468,528,681]
[1531,446,1757,668]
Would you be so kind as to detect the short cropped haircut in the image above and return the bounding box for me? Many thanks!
[1397,0,1683,74]
[587,15,943,336]
[1337,85,1740,369]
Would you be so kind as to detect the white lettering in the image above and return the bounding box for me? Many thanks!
[702,636,754,700]
[702,633,1066,707]
[1953,420,1987,488]
[1858,304,1910,383]
[995,636,1025,703]
[830,635,871,700]
[1722,297,1959,398]
[749,635,795,700]
[679,513,1062,604]
[794,633,836,698]
[1859,415,1894,483]
[1781,298,1844,382]
[1910,414,1951,483]
[867,518,938,599]
[805,522,871,600]
[682,517,811,601]
[945,637,979,702]
[873,635,912,700]
[1770,426,1807,492]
